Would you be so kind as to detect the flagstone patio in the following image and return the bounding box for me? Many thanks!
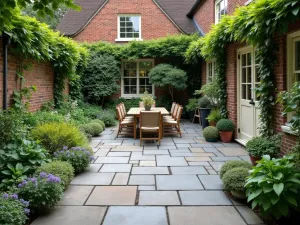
[32,120,264,225]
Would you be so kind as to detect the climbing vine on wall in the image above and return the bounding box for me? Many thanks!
[185,0,300,136]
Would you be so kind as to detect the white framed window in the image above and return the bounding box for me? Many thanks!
[206,61,216,83]
[116,15,142,41]
[215,0,228,24]
[121,59,154,98]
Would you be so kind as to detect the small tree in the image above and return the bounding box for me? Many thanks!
[149,64,187,101]
[83,54,120,106]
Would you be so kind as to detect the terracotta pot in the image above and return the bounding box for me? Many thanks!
[231,190,246,200]
[249,154,262,166]
[219,131,233,143]
[209,121,217,127]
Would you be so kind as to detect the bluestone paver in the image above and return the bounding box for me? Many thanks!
[218,147,248,156]
[179,191,232,205]
[132,167,169,174]
[129,175,155,185]
[130,152,155,161]
[170,166,207,175]
[107,152,131,157]
[236,206,264,225]
[139,161,156,166]
[156,175,203,190]
[71,172,114,185]
[58,186,94,205]
[112,173,130,185]
[139,191,180,205]
[156,155,188,166]
[100,164,132,172]
[198,175,223,190]
[95,156,129,164]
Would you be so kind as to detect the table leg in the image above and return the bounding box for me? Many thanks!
[134,115,137,139]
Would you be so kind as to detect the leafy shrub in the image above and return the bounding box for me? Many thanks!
[195,79,220,108]
[222,167,249,192]
[216,119,235,132]
[206,109,221,123]
[58,99,89,125]
[198,96,212,108]
[246,135,281,157]
[0,193,30,225]
[203,126,219,141]
[220,160,252,179]
[79,124,94,140]
[89,123,103,136]
[291,144,300,171]
[91,119,105,129]
[54,147,94,174]
[24,111,66,127]
[17,173,63,213]
[81,103,102,119]
[36,161,74,190]
[97,110,116,127]
[245,155,300,219]
[31,122,88,154]
[186,98,199,111]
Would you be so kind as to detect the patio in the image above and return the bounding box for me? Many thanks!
[31,120,263,225]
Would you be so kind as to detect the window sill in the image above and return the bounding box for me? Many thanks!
[115,38,143,42]
[120,95,156,99]
[281,125,297,135]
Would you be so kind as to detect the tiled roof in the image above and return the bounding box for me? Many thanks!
[57,0,197,36]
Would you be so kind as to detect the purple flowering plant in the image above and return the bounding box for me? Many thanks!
[54,147,94,174]
[16,172,63,213]
[0,193,30,225]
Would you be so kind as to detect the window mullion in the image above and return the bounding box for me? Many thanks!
[137,61,140,95]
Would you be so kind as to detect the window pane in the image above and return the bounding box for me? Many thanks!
[120,33,125,38]
[146,86,153,94]
[119,15,140,39]
[295,41,300,71]
[247,53,252,66]
[242,54,246,66]
[242,68,246,83]
[127,33,133,38]
[134,33,140,38]
[247,84,252,100]
[247,67,252,83]
[242,84,246,99]
[120,17,125,21]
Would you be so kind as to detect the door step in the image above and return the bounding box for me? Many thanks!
[235,139,247,146]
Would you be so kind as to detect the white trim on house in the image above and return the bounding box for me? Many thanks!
[121,59,155,98]
[206,60,216,83]
[215,0,228,24]
[116,14,143,42]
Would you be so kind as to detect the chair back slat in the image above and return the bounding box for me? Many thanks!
[140,111,161,127]
[175,106,183,123]
[121,103,126,116]
[172,104,179,118]
[116,105,123,122]
[170,102,176,114]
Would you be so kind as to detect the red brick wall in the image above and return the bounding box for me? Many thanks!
[0,41,55,111]
[73,0,182,43]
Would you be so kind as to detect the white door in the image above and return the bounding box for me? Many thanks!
[238,47,261,143]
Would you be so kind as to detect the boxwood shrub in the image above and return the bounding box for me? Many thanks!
[220,160,252,179]
[222,167,249,192]
[216,119,235,132]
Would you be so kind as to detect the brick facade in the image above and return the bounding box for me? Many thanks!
[0,40,55,111]
[73,0,182,43]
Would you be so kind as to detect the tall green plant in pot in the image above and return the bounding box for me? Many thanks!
[186,98,199,121]
[198,96,212,129]
[206,109,221,126]
[141,92,155,111]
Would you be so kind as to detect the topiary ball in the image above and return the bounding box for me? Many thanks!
[79,124,94,135]
[222,167,250,192]
[89,123,103,136]
[216,119,235,132]
[91,119,105,129]
[220,160,252,179]
[203,126,219,142]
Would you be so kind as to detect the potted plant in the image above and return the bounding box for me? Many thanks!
[203,126,219,142]
[222,167,249,200]
[141,92,155,111]
[245,134,281,165]
[216,119,235,143]
[198,96,212,129]
[206,109,221,126]
[186,98,199,121]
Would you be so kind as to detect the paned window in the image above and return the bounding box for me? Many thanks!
[215,0,228,23]
[118,15,141,41]
[206,61,216,83]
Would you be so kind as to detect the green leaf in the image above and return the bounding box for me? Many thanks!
[16,163,23,171]
[286,195,298,206]
[247,189,262,202]
[1,170,12,175]
[273,183,284,196]
[292,8,300,16]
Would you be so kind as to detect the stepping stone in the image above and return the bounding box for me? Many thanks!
[111,146,143,151]
[95,157,129,164]
[112,173,130,185]
[156,155,188,166]
[71,172,114,185]
[100,164,132,172]
[209,161,225,171]
[188,162,210,166]
[236,206,263,224]
[132,167,169,174]
[203,147,220,152]
[94,149,110,156]
[211,156,241,161]
[138,186,156,190]
[198,175,223,189]
[156,175,203,190]
[218,147,248,156]
[189,148,205,153]
[130,152,155,161]
[143,150,169,155]
[107,152,131,157]
[176,144,191,148]
[86,186,137,205]
[139,191,180,205]
[139,161,156,166]
[179,191,232,205]
[171,166,207,175]
[129,175,155,185]
[86,164,102,172]
[185,157,212,162]
[103,206,168,225]
[168,206,246,225]
[31,206,107,225]
[58,186,94,205]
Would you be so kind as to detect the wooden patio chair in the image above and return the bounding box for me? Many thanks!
[116,105,136,138]
[163,102,177,119]
[120,102,134,120]
[139,101,156,108]
[163,105,183,137]
[140,111,162,146]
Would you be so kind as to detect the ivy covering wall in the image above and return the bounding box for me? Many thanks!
[185,0,300,137]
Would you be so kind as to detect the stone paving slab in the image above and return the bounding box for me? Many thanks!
[188,162,210,166]
[170,166,207,175]
[71,172,114,185]
[156,175,203,190]
[86,164,102,172]
[185,157,212,162]
[143,150,169,155]
[132,167,169,174]
[86,186,137,205]
[168,206,247,225]
[107,152,131,157]
[100,164,132,172]
[209,161,225,171]
[103,206,168,225]
[95,157,129,164]
[111,146,143,151]
[156,155,188,166]
[57,186,94,205]
[218,147,248,156]
[94,149,110,156]
[112,173,130,185]
[31,206,107,225]
[198,175,223,190]
[129,175,155,185]
[139,191,180,205]
[130,152,155,161]
[138,185,156,190]
[179,191,232,205]
[211,156,241,161]
[139,161,156,166]
[236,206,264,225]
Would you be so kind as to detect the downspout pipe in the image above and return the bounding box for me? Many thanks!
[2,33,10,110]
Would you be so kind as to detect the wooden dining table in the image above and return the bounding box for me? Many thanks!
[127,107,170,139]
